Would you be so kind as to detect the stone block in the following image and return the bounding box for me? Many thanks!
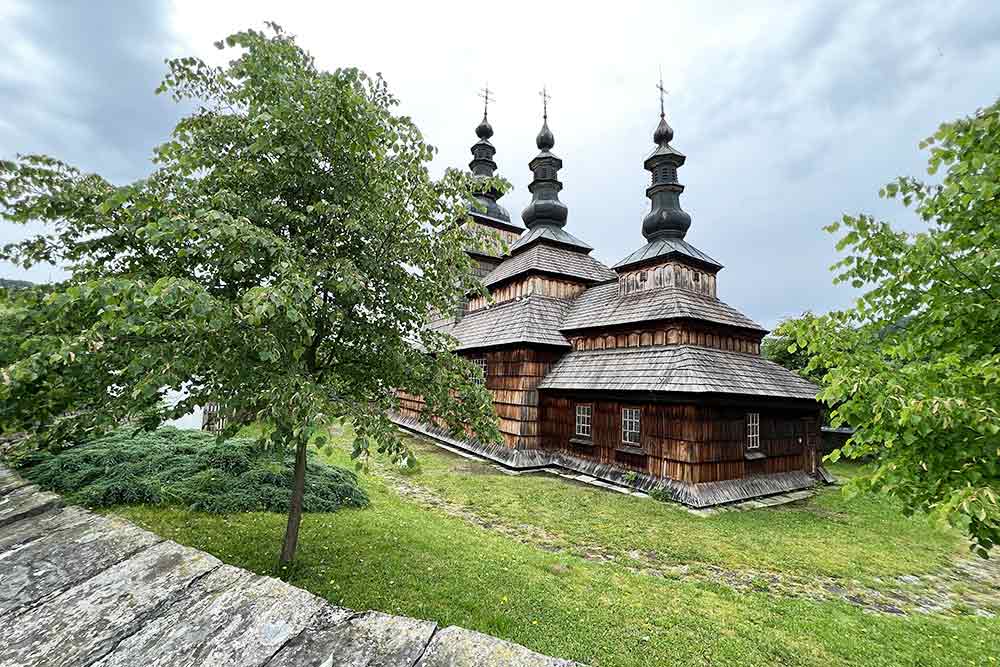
[416,626,580,667]
[0,540,221,666]
[0,511,161,616]
[92,566,332,667]
[268,610,437,667]
[0,484,61,528]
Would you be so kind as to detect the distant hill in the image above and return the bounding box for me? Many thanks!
[0,278,34,291]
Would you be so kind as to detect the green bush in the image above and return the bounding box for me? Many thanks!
[14,427,368,513]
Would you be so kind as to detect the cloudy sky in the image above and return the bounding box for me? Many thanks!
[3,0,999,328]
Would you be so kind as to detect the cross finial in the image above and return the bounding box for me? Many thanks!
[478,83,495,118]
[539,85,551,121]
[656,67,668,119]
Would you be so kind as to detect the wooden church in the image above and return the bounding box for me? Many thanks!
[394,93,827,507]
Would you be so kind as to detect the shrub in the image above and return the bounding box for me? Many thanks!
[14,427,368,513]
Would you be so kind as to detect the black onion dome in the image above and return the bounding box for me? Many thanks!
[476,115,494,140]
[641,111,690,240]
[536,119,555,150]
[653,115,673,145]
[468,111,510,223]
[521,115,568,230]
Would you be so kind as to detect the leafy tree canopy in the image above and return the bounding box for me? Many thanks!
[761,312,828,386]
[0,24,504,562]
[785,99,1000,556]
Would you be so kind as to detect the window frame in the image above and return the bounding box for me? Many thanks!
[471,357,487,386]
[575,403,593,439]
[746,412,760,450]
[621,407,641,446]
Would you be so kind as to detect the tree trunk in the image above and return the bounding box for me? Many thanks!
[279,438,308,567]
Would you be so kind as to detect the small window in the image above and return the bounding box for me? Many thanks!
[575,404,592,438]
[471,357,487,386]
[746,412,760,449]
[622,407,641,445]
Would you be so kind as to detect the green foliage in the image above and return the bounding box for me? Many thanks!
[15,427,367,513]
[761,312,829,385]
[784,99,1000,556]
[0,24,503,466]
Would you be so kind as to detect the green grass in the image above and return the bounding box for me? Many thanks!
[112,424,999,667]
[377,437,960,580]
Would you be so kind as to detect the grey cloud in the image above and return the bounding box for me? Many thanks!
[1,0,186,280]
[0,1,183,183]
[3,0,999,333]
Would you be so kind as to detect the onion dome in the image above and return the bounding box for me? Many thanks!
[641,108,690,240]
[468,106,510,224]
[521,91,568,230]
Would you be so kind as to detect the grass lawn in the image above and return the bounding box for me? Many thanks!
[115,424,999,667]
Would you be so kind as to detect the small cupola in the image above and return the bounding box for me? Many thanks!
[613,77,723,285]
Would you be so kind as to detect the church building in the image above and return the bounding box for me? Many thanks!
[394,93,827,507]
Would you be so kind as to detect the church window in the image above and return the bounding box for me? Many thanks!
[622,407,641,445]
[575,404,592,438]
[472,357,487,385]
[746,412,760,449]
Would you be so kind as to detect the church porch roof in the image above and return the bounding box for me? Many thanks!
[450,294,572,351]
[560,282,765,333]
[483,243,616,288]
[538,344,818,400]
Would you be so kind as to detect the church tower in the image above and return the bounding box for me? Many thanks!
[464,86,523,279]
[613,83,722,297]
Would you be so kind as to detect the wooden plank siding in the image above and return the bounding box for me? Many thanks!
[538,395,820,483]
[567,320,763,355]
[395,346,564,450]
[466,276,589,313]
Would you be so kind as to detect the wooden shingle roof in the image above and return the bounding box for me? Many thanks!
[508,225,592,253]
[538,345,819,399]
[483,244,617,288]
[560,283,765,332]
[450,295,572,350]
[614,237,722,271]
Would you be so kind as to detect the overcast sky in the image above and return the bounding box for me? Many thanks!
[3,0,999,328]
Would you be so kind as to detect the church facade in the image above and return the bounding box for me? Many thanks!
[394,100,826,507]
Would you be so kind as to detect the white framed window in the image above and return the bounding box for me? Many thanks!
[471,357,487,385]
[575,404,592,438]
[622,407,641,445]
[746,412,760,449]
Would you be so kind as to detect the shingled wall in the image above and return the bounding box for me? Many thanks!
[396,346,565,450]
[538,397,820,484]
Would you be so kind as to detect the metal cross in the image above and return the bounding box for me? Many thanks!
[656,67,668,118]
[539,85,551,120]
[478,83,495,118]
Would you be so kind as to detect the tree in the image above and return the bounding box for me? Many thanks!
[784,99,1000,556]
[0,24,503,565]
[761,312,827,385]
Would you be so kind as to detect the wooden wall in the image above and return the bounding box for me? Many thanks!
[538,395,820,483]
[396,346,565,450]
[617,260,718,297]
[568,320,763,355]
[467,276,588,313]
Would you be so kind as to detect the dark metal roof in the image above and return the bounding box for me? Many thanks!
[613,237,722,272]
[538,344,819,399]
[483,244,616,288]
[520,110,570,232]
[560,282,765,332]
[467,109,512,224]
[450,295,572,350]
[640,107,691,242]
[508,224,592,253]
